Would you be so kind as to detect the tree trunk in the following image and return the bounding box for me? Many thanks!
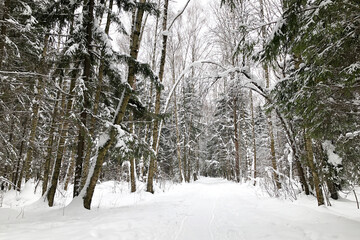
[6,121,15,190]
[73,0,95,198]
[128,1,142,194]
[259,0,281,189]
[292,148,310,195]
[23,34,49,183]
[173,69,183,182]
[140,0,160,180]
[83,0,147,209]
[250,90,257,185]
[267,110,281,188]
[81,0,114,189]
[47,68,78,206]
[42,78,62,195]
[13,118,27,190]
[147,0,169,193]
[233,97,240,182]
[187,137,191,182]
[316,141,338,200]
[279,55,310,195]
[326,177,339,200]
[304,130,324,206]
[183,139,188,182]
[129,113,137,193]
[64,145,76,191]
[0,0,10,69]
[194,143,200,181]
[130,153,137,192]
[241,102,249,180]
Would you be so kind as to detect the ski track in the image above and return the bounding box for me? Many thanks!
[174,215,187,240]
[1,178,360,240]
[208,196,216,240]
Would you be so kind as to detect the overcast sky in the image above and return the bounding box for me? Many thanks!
[172,0,218,11]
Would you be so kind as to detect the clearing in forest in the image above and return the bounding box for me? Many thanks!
[1,178,360,240]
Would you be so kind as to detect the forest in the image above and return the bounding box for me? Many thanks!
[0,0,359,218]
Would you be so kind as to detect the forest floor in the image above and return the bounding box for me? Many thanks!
[1,177,360,240]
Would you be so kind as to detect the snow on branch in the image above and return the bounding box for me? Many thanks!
[163,61,268,116]
[345,130,360,139]
[163,60,221,115]
[167,0,191,31]
[0,70,49,77]
[322,141,343,166]
[0,176,19,190]
[156,60,268,154]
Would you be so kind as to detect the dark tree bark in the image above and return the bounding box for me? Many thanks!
[0,0,10,69]
[23,34,49,183]
[81,0,114,189]
[83,0,147,209]
[47,68,78,206]
[304,130,324,206]
[42,78,62,195]
[233,97,240,182]
[316,141,339,200]
[73,0,95,198]
[13,118,28,190]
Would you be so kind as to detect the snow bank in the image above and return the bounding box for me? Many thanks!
[1,179,179,210]
[1,180,42,208]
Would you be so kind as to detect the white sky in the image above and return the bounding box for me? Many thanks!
[171,0,219,11]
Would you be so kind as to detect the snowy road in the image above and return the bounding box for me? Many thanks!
[1,178,360,240]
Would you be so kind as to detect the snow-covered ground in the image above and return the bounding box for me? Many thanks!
[1,178,360,240]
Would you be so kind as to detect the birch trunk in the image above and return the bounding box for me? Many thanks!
[172,63,183,182]
[147,0,169,193]
[250,90,257,185]
[128,0,143,193]
[142,0,160,156]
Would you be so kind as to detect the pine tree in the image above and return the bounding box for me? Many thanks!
[264,0,360,196]
[82,0,160,209]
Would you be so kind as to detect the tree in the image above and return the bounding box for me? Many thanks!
[82,0,159,209]
[254,105,270,178]
[147,0,169,193]
[264,0,359,198]
[73,0,96,198]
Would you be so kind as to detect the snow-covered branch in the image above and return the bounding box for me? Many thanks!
[167,0,192,31]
